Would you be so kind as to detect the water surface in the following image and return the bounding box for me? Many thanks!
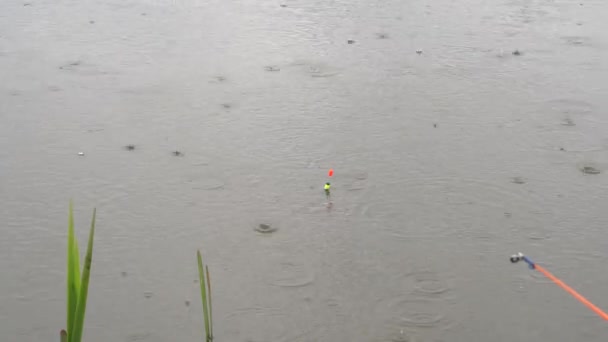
[1,0,608,341]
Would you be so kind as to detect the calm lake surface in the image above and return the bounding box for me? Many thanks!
[1,0,608,341]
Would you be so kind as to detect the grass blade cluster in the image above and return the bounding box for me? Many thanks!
[60,205,217,341]
[63,203,96,342]
[197,251,214,342]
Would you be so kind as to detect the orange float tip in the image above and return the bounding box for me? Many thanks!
[328,169,334,177]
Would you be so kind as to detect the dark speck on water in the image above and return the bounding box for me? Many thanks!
[562,118,576,126]
[184,300,190,307]
[264,65,280,72]
[59,61,81,70]
[511,177,526,184]
[581,166,600,174]
[121,271,128,277]
[172,151,183,156]
[124,144,136,151]
[512,50,522,56]
[255,223,277,234]
[347,39,355,44]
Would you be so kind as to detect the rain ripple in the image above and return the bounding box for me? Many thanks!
[373,269,454,341]
[375,297,451,329]
[408,271,451,297]
[224,306,313,342]
[267,259,315,288]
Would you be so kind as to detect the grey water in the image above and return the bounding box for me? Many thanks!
[1,0,608,341]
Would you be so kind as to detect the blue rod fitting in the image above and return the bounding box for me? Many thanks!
[521,256,536,269]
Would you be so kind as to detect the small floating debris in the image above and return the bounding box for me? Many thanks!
[221,103,231,109]
[347,39,355,44]
[416,49,423,54]
[255,223,278,234]
[280,4,287,7]
[59,61,81,70]
[433,123,437,128]
[172,151,183,157]
[141,12,147,16]
[560,147,565,151]
[124,144,136,151]
[561,118,576,126]
[376,33,389,39]
[77,152,85,156]
[143,291,153,299]
[209,76,227,84]
[562,36,587,46]
[580,166,600,175]
[511,176,526,184]
[264,65,280,72]
[512,49,522,56]
[184,300,190,307]
[89,20,95,24]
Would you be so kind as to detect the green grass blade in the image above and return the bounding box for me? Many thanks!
[197,251,211,341]
[73,236,81,290]
[205,265,213,340]
[70,208,96,342]
[60,329,67,342]
[66,202,80,338]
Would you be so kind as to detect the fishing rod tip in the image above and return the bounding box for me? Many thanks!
[510,252,524,263]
